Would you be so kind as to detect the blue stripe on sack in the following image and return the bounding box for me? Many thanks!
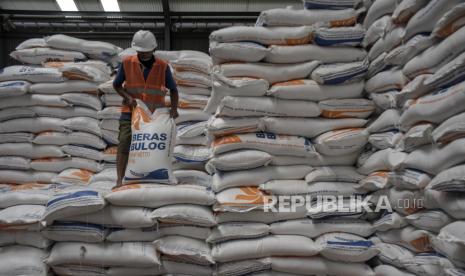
[175,156,207,163]
[47,190,99,207]
[0,81,27,87]
[124,168,169,181]
[327,240,374,247]
[314,36,363,46]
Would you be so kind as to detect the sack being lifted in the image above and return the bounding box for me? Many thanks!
[123,100,176,184]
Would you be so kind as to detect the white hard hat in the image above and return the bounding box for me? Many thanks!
[131,30,157,52]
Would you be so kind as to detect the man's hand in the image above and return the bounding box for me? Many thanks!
[170,108,179,119]
[123,95,136,109]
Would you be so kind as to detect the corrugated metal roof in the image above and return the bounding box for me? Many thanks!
[170,0,301,12]
[74,0,103,11]
[118,0,163,12]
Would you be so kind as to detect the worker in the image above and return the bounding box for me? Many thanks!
[113,30,179,187]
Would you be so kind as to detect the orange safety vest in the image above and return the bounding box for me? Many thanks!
[121,55,167,113]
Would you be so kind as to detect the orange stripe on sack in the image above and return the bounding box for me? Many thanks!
[272,79,306,87]
[410,236,432,252]
[212,135,241,147]
[112,184,141,192]
[330,16,357,27]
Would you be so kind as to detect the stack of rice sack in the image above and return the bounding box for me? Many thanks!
[205,2,383,275]
[0,35,121,276]
[155,50,212,171]
[362,0,465,275]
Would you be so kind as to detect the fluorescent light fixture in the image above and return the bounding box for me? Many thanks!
[56,0,78,11]
[100,0,120,12]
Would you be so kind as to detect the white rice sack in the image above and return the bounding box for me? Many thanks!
[317,232,379,262]
[311,60,368,85]
[375,265,415,276]
[403,25,465,78]
[10,47,86,65]
[216,205,307,224]
[61,92,102,110]
[368,130,403,150]
[0,170,56,184]
[363,0,397,29]
[431,221,465,268]
[99,119,119,132]
[102,93,123,106]
[313,128,368,156]
[265,44,367,64]
[0,65,64,83]
[61,145,104,161]
[176,108,210,124]
[401,138,465,175]
[212,235,320,263]
[0,143,65,158]
[391,169,432,190]
[210,26,313,45]
[177,85,211,96]
[159,260,212,276]
[367,52,389,78]
[67,205,155,228]
[404,0,462,40]
[398,123,433,152]
[177,121,208,139]
[319,99,374,119]
[0,230,51,249]
[0,205,45,230]
[208,222,269,243]
[216,96,321,118]
[206,117,263,137]
[267,79,364,101]
[0,183,58,208]
[0,106,33,121]
[52,168,94,186]
[212,165,312,192]
[206,150,272,172]
[271,256,375,276]
[110,224,210,242]
[151,204,216,227]
[31,157,102,172]
[211,132,316,157]
[313,24,365,47]
[205,72,269,114]
[63,117,101,136]
[424,51,465,92]
[46,241,159,267]
[97,107,123,120]
[358,148,407,175]
[0,245,49,276]
[392,0,429,24]
[218,61,320,84]
[0,132,35,144]
[376,226,433,253]
[16,38,46,50]
[173,70,211,88]
[51,61,111,82]
[170,56,212,75]
[405,210,454,233]
[43,189,105,225]
[357,171,393,192]
[427,164,465,192]
[403,253,456,276]
[374,241,415,268]
[29,80,97,94]
[424,189,465,219]
[395,74,432,108]
[372,212,408,232]
[263,117,367,138]
[273,151,359,167]
[209,41,269,63]
[258,7,358,27]
[271,218,374,238]
[101,129,119,145]
[154,236,213,265]
[214,187,273,212]
[33,131,106,149]
[33,106,97,119]
[305,166,363,183]
[366,69,409,94]
[384,34,436,66]
[41,221,107,242]
[371,187,425,215]
[0,156,30,170]
[363,15,392,48]
[173,170,211,187]
[45,34,122,59]
[368,27,405,61]
[433,3,465,38]
[106,184,215,208]
[367,109,401,133]
[0,80,30,98]
[123,101,175,184]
